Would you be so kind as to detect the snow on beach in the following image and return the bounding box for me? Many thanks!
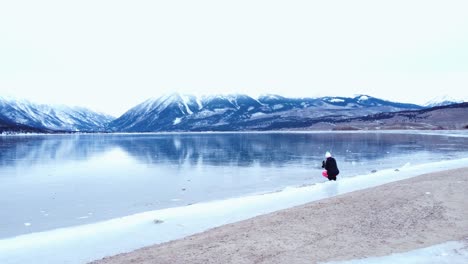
[324,240,468,264]
[1,157,468,264]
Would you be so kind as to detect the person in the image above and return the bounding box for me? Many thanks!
[322,151,339,181]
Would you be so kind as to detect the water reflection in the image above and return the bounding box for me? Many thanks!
[0,133,467,170]
[0,135,107,169]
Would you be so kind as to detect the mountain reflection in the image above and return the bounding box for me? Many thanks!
[0,135,101,168]
[0,133,467,169]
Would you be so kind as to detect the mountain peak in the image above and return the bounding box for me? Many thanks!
[257,94,286,101]
[424,95,463,107]
[353,94,373,101]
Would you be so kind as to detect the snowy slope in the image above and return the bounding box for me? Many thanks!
[424,95,464,107]
[108,93,200,132]
[109,93,424,132]
[0,96,114,132]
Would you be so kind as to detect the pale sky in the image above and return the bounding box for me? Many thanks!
[1,0,467,116]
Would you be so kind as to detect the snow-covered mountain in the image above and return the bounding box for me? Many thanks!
[0,96,115,132]
[109,93,424,132]
[424,95,464,107]
[5,93,464,133]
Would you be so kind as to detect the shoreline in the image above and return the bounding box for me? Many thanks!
[90,167,468,264]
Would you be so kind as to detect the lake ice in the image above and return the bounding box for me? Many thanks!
[1,131,468,263]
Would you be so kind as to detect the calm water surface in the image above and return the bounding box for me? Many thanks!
[1,132,468,238]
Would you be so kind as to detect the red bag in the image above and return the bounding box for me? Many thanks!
[322,170,328,178]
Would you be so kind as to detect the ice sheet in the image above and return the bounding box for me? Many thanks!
[1,157,467,264]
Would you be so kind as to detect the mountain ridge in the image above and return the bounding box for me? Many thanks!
[0,96,114,133]
[108,93,426,132]
[2,94,466,133]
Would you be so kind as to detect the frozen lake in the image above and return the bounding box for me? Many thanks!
[1,131,468,264]
[1,131,468,239]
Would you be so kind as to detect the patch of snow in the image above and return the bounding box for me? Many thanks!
[173,118,182,125]
[180,95,193,115]
[329,98,345,103]
[358,95,369,101]
[141,98,159,114]
[260,94,280,100]
[196,97,203,110]
[253,97,266,106]
[158,94,182,112]
[251,112,266,118]
[272,104,284,110]
[226,96,241,109]
[202,94,227,102]
[213,108,228,113]
[324,240,468,264]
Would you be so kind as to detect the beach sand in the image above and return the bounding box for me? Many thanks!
[90,168,468,264]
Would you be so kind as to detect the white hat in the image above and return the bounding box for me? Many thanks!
[325,151,332,158]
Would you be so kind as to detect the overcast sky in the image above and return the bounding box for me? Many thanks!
[1,0,467,116]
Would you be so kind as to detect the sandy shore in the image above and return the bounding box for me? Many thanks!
[90,168,468,264]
